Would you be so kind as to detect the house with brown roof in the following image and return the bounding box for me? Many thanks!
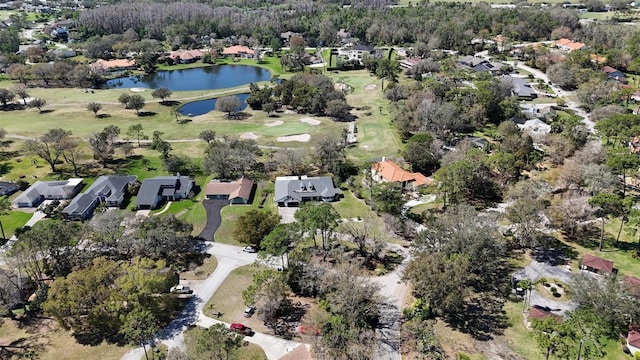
[628,329,640,356]
[371,157,432,190]
[526,305,562,328]
[222,45,255,58]
[168,49,205,64]
[553,38,587,52]
[580,254,615,274]
[602,66,627,84]
[205,177,254,204]
[279,344,314,360]
[90,58,137,73]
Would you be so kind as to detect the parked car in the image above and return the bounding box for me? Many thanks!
[230,323,252,335]
[170,285,193,294]
[242,246,258,253]
[243,304,256,318]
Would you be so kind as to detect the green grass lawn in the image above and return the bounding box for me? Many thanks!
[203,265,269,326]
[180,255,218,281]
[332,189,371,219]
[0,210,31,239]
[215,186,275,245]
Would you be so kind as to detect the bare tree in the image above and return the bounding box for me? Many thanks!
[12,85,29,106]
[215,95,241,118]
[60,136,84,177]
[26,128,72,173]
[29,97,47,113]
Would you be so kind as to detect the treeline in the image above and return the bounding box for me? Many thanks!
[76,2,580,50]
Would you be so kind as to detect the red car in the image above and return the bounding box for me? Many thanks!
[230,323,252,335]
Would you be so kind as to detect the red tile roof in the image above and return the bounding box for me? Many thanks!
[90,58,136,71]
[222,45,255,55]
[169,49,204,61]
[582,253,614,273]
[279,344,314,360]
[529,306,561,322]
[372,159,432,186]
[629,330,640,348]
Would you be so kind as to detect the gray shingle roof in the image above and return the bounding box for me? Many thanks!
[274,176,341,203]
[135,175,192,208]
[62,175,137,216]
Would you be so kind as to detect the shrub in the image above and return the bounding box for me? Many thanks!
[456,353,471,360]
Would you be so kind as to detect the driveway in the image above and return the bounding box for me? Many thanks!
[121,242,301,360]
[277,206,298,224]
[198,199,228,241]
[513,249,577,314]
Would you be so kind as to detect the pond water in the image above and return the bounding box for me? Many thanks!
[177,93,250,117]
[105,65,271,91]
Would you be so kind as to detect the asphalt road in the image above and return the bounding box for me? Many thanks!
[198,199,228,241]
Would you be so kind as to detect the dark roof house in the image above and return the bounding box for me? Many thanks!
[0,181,19,197]
[581,254,615,274]
[62,175,137,220]
[274,176,341,207]
[135,175,193,210]
[472,61,508,75]
[205,177,254,204]
[501,75,537,99]
[602,66,627,84]
[13,178,84,208]
[458,55,487,68]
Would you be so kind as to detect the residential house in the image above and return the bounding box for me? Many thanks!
[50,27,68,41]
[501,75,537,99]
[458,55,487,68]
[337,44,374,63]
[472,61,508,75]
[90,58,137,74]
[167,49,205,64]
[205,177,254,204]
[526,305,561,328]
[580,253,615,275]
[0,181,19,197]
[280,31,301,43]
[49,49,77,59]
[371,158,432,190]
[279,344,314,360]
[337,29,351,43]
[518,119,551,136]
[602,66,627,84]
[399,57,421,71]
[554,38,587,52]
[274,176,341,207]
[222,45,255,58]
[13,178,84,208]
[135,175,193,210]
[62,175,137,220]
[628,329,640,356]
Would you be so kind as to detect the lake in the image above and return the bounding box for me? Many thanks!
[105,65,271,91]
[178,93,250,117]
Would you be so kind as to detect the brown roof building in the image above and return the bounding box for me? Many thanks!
[581,254,614,274]
[90,58,137,73]
[279,344,314,360]
[205,177,254,204]
[222,45,255,57]
[628,329,640,356]
[168,49,205,63]
[527,306,561,328]
[371,158,432,190]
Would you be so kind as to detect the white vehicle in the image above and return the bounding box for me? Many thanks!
[242,246,258,253]
[170,285,193,294]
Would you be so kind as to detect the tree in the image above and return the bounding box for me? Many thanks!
[263,102,276,117]
[242,270,289,333]
[262,223,298,269]
[194,323,246,360]
[233,210,280,248]
[375,58,400,90]
[121,142,135,159]
[128,215,193,265]
[589,191,627,251]
[118,93,131,108]
[606,147,640,195]
[550,193,593,238]
[403,133,442,175]
[202,137,261,179]
[0,88,15,107]
[127,94,146,115]
[294,202,340,249]
[120,306,159,360]
[89,131,115,168]
[127,123,147,147]
[26,128,72,173]
[60,136,84,177]
[87,102,102,118]
[339,215,377,256]
[29,97,47,113]
[324,99,351,121]
[215,95,242,118]
[199,130,216,143]
[13,85,29,106]
[151,87,172,104]
[505,179,550,247]
[371,182,404,215]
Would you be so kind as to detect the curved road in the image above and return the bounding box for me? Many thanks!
[121,242,301,360]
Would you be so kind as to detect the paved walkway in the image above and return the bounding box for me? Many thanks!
[513,258,577,315]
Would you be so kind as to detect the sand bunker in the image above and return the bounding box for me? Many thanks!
[364,84,377,91]
[265,120,283,127]
[130,87,147,92]
[240,132,258,140]
[277,134,311,142]
[300,117,321,125]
